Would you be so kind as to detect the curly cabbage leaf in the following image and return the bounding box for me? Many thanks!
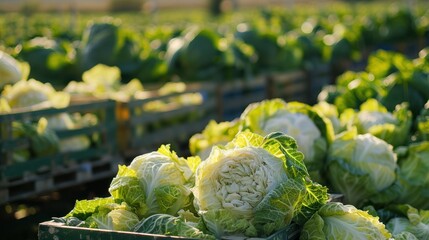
[300,202,392,240]
[327,128,397,207]
[192,131,328,238]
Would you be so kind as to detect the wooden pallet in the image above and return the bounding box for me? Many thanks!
[0,156,121,204]
[0,99,120,203]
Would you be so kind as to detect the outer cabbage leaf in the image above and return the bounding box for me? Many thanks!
[300,202,392,240]
[326,128,397,207]
[134,214,215,239]
[108,165,148,217]
[88,202,139,231]
[65,197,115,220]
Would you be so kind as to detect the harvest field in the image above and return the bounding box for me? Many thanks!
[1,0,429,240]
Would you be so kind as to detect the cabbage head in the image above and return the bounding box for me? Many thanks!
[46,113,91,153]
[300,202,392,240]
[327,128,398,207]
[239,98,335,183]
[1,79,69,110]
[109,145,198,218]
[340,98,412,147]
[385,205,429,240]
[192,131,329,238]
[189,119,240,160]
[0,50,23,88]
[393,141,429,209]
[64,64,143,101]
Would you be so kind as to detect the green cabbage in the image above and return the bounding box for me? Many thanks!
[0,50,22,89]
[239,98,334,183]
[46,113,91,153]
[192,131,328,238]
[393,141,429,209]
[340,99,412,147]
[8,118,59,164]
[109,145,197,218]
[78,20,141,81]
[326,128,398,207]
[300,202,392,239]
[1,79,69,110]
[64,64,143,101]
[385,205,429,240]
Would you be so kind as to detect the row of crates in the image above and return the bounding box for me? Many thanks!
[0,66,332,204]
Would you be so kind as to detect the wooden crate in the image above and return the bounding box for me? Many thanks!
[218,76,268,121]
[266,71,309,103]
[38,221,301,240]
[306,63,332,105]
[117,83,218,158]
[0,99,121,204]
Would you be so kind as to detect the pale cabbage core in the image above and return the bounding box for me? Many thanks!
[262,111,321,161]
[194,147,287,215]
